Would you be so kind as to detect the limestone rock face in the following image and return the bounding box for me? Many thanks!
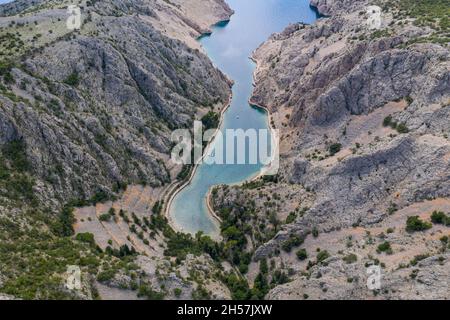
[266,253,450,300]
[310,0,366,16]
[214,0,450,299]
[0,0,232,205]
[251,0,450,240]
[0,293,18,300]
[0,0,47,16]
[0,0,233,301]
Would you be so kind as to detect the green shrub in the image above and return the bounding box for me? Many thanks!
[387,202,398,215]
[296,248,308,261]
[396,123,409,134]
[312,227,319,238]
[75,232,96,246]
[410,254,429,266]
[105,244,136,258]
[431,210,450,225]
[0,231,101,299]
[97,269,116,282]
[137,284,165,300]
[176,165,192,181]
[252,272,269,299]
[152,200,163,214]
[99,213,111,221]
[382,116,409,133]
[271,270,289,285]
[64,72,80,86]
[328,143,342,156]
[285,212,296,224]
[164,232,222,262]
[108,208,116,216]
[52,206,75,237]
[343,253,358,264]
[7,174,35,201]
[2,70,14,84]
[0,60,13,76]
[90,190,112,204]
[223,226,246,248]
[2,139,29,172]
[383,115,393,127]
[281,234,305,252]
[406,216,432,232]
[405,96,413,105]
[222,273,250,300]
[260,258,268,274]
[174,288,182,298]
[201,111,220,130]
[316,250,330,263]
[377,241,393,254]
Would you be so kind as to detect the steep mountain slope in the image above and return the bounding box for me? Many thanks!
[211,0,450,299]
[1,0,232,204]
[1,0,449,301]
[0,0,233,299]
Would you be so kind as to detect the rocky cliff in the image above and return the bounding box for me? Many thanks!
[2,0,449,301]
[0,0,233,299]
[212,0,450,299]
[0,0,232,205]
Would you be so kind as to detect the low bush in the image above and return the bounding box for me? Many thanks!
[431,211,450,225]
[282,234,305,252]
[377,241,393,254]
[406,216,432,232]
[296,248,308,261]
[316,250,330,263]
[343,253,358,264]
[328,143,342,156]
[64,72,80,86]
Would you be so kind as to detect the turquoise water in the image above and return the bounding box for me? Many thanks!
[169,0,318,236]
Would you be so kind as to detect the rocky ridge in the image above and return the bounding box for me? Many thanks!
[0,0,233,300]
[211,0,450,299]
[1,0,233,206]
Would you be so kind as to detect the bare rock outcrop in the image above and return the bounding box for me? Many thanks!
[0,0,232,300]
[0,0,232,205]
[213,0,450,299]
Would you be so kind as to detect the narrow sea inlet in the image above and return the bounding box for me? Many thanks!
[169,0,318,236]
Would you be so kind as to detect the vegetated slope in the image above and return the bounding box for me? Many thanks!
[211,0,450,299]
[0,0,232,299]
[1,0,232,203]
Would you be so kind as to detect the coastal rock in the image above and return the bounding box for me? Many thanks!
[214,0,450,299]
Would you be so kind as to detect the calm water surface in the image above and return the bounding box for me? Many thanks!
[169,0,318,236]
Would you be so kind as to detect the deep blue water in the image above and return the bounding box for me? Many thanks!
[170,0,318,236]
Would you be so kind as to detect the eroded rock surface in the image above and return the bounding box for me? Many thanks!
[0,0,232,206]
[212,0,450,299]
[0,0,232,300]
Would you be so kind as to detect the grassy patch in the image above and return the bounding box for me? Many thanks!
[393,0,450,44]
